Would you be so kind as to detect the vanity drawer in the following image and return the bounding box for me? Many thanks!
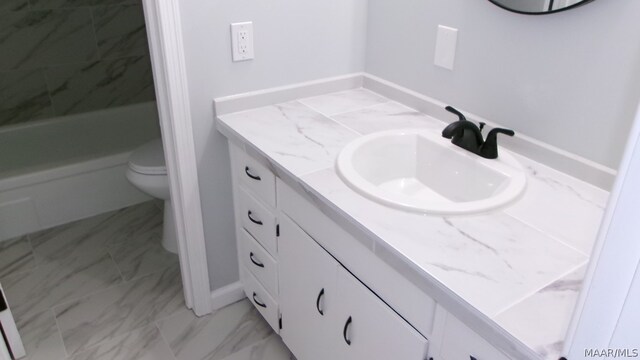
[239,229,278,297]
[440,314,510,360]
[238,187,278,256]
[237,150,276,207]
[241,265,280,333]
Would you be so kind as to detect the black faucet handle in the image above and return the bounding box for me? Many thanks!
[480,127,515,159]
[445,106,467,122]
[488,127,515,137]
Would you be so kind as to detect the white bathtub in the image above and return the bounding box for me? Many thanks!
[0,102,161,241]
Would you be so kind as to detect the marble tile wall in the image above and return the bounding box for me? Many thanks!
[0,0,155,127]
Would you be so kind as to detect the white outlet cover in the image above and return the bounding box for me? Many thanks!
[434,25,458,70]
[231,21,254,62]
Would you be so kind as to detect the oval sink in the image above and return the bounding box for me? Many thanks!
[336,129,526,215]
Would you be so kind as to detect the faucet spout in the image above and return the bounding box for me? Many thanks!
[441,107,484,152]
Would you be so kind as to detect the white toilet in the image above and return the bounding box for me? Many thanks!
[126,139,178,254]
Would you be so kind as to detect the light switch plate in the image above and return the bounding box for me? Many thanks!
[434,25,458,70]
[231,21,254,62]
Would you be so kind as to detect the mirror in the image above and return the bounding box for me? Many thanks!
[488,0,595,14]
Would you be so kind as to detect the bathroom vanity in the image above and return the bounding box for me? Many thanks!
[216,83,608,360]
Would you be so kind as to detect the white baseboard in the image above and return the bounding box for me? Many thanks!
[210,281,245,311]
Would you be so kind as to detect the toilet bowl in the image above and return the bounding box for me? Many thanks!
[126,139,178,254]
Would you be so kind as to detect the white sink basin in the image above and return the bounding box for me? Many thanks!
[336,129,526,215]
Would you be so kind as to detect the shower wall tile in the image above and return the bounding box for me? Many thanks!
[0,0,154,128]
[92,0,138,6]
[0,9,98,71]
[93,4,149,59]
[29,0,93,10]
[0,69,54,126]
[45,55,155,115]
[0,0,29,12]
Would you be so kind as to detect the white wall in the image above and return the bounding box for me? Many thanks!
[565,103,640,356]
[177,0,368,290]
[365,0,640,169]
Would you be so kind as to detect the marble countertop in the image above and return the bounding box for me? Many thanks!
[216,88,609,360]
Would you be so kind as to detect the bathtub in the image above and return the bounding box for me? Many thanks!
[0,102,161,241]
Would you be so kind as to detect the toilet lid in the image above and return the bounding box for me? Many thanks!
[128,139,167,175]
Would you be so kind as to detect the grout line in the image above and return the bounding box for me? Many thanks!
[293,99,368,137]
[40,67,59,117]
[298,92,392,119]
[51,307,70,359]
[107,248,126,282]
[154,321,178,360]
[25,233,39,268]
[491,261,588,318]
[502,211,592,257]
[88,5,102,61]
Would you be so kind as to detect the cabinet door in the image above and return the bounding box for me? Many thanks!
[279,215,338,360]
[332,266,429,360]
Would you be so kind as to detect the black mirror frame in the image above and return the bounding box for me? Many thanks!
[488,0,596,15]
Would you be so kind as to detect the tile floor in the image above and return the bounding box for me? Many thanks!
[0,201,294,360]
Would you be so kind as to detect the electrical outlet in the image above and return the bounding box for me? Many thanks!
[231,22,254,61]
[434,25,458,70]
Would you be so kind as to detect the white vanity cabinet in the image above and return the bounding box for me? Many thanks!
[228,143,513,360]
[279,215,429,360]
[229,143,281,332]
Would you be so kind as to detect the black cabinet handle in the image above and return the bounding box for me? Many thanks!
[245,166,261,181]
[249,252,264,268]
[247,211,263,225]
[252,292,266,308]
[470,357,477,360]
[343,316,352,346]
[316,288,325,316]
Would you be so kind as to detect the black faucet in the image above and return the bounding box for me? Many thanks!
[441,106,514,159]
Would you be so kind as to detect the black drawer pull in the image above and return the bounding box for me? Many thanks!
[252,292,267,308]
[245,166,261,181]
[247,211,263,225]
[249,252,265,268]
[316,288,325,316]
[343,316,352,346]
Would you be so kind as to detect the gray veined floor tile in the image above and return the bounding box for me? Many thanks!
[107,228,178,281]
[69,324,175,360]
[0,235,36,279]
[2,252,122,319]
[218,334,296,360]
[157,299,276,360]
[14,309,67,360]
[29,214,119,265]
[54,263,184,355]
[30,201,162,265]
